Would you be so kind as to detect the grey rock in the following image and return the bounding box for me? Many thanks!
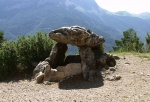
[79,46,96,80]
[113,55,120,60]
[36,72,45,83]
[47,42,68,68]
[49,26,105,47]
[35,63,82,83]
[33,26,117,82]
[56,63,82,78]
[33,61,49,77]
[96,53,116,70]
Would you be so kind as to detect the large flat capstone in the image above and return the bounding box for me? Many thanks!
[49,26,105,47]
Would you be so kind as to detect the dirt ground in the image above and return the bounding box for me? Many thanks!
[0,55,150,102]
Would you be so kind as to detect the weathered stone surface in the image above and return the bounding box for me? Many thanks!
[33,26,117,83]
[57,63,82,78]
[113,55,120,60]
[106,54,116,67]
[79,46,96,80]
[49,26,105,47]
[46,42,68,68]
[96,53,116,70]
[34,63,82,83]
[33,61,49,78]
[36,72,45,83]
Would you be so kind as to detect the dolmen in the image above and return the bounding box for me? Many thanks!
[33,26,116,83]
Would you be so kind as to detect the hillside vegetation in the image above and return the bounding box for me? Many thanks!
[113,29,150,53]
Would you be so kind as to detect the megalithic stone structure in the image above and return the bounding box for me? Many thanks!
[33,26,116,83]
[49,26,105,81]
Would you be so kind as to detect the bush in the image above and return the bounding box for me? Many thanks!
[0,41,18,80]
[0,32,54,81]
[16,32,54,70]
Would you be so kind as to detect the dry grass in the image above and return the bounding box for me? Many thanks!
[110,52,150,59]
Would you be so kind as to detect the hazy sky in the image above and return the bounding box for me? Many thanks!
[95,0,150,14]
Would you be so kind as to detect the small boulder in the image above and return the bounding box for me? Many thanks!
[33,61,49,78]
[36,72,45,83]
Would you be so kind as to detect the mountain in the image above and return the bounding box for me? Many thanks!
[136,12,150,19]
[0,0,150,51]
[114,11,134,17]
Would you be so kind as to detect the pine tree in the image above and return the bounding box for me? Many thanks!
[113,29,144,52]
[145,33,150,52]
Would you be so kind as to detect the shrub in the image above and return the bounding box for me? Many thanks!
[0,41,18,80]
[16,32,54,71]
[0,32,54,80]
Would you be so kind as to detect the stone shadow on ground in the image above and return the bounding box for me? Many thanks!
[1,73,32,83]
[58,73,104,90]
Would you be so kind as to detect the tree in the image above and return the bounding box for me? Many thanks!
[145,33,150,52]
[113,29,144,52]
[0,30,4,47]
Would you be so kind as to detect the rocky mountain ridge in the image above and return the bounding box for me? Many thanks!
[0,0,150,50]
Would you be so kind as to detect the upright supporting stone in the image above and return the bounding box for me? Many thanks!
[79,46,96,81]
[47,42,68,68]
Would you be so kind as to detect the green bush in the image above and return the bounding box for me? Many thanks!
[0,32,54,81]
[16,32,54,70]
[0,41,18,80]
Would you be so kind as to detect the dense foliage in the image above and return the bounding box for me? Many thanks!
[16,32,54,69]
[145,33,150,52]
[113,29,144,52]
[0,30,5,47]
[0,32,54,81]
[0,41,18,80]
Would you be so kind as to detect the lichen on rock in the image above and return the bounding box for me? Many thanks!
[49,26,105,47]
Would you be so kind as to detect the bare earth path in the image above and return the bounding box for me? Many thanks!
[0,55,150,102]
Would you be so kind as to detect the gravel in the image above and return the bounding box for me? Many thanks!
[0,55,150,102]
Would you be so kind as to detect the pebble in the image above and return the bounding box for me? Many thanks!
[106,75,121,81]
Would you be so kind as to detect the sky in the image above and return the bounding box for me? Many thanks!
[95,0,150,14]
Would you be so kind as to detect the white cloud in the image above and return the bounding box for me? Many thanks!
[95,0,150,14]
